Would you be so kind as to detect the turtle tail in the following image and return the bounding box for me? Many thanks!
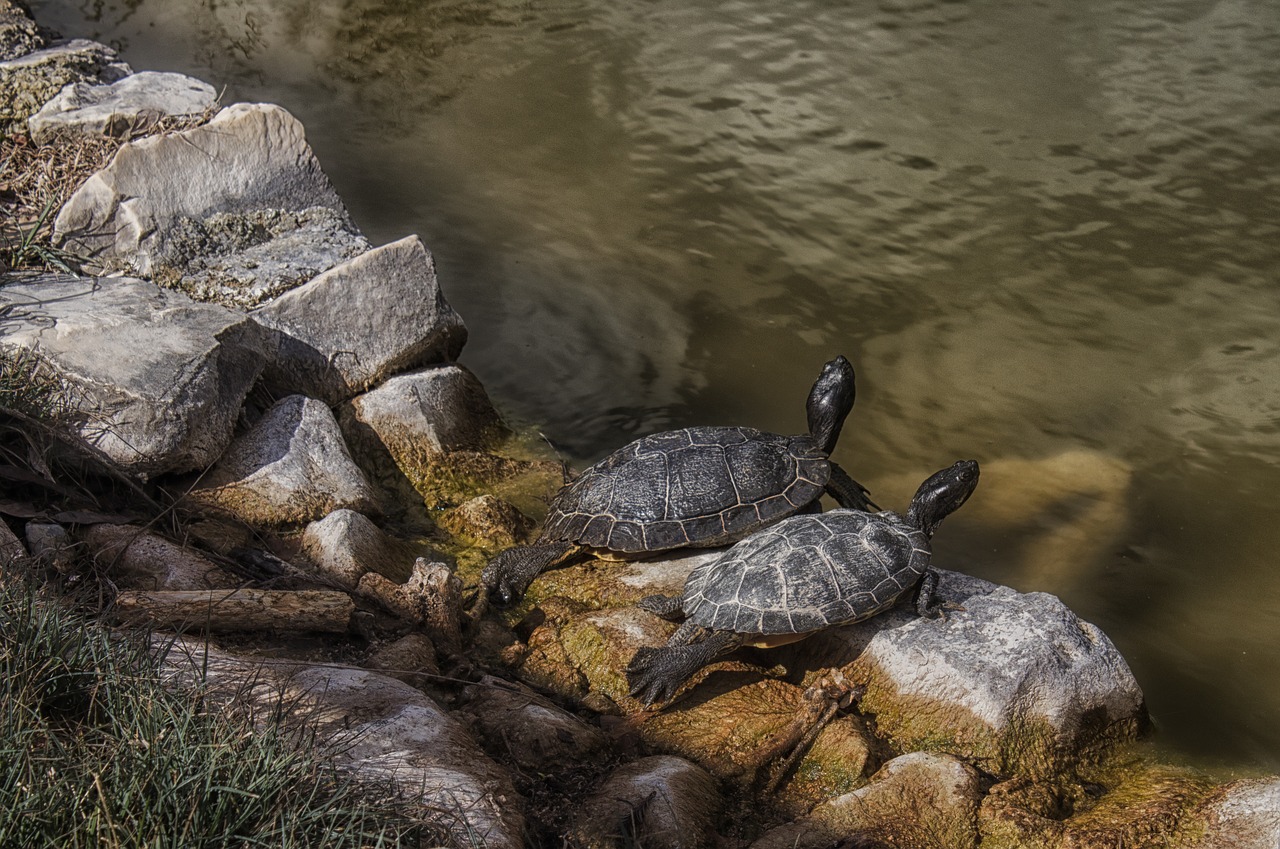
[482,539,579,605]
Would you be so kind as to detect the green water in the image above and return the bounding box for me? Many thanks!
[31,0,1280,772]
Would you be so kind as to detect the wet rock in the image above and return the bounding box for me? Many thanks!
[638,675,871,812]
[438,495,534,549]
[28,70,217,143]
[251,237,467,405]
[568,756,722,849]
[1180,776,1280,849]
[1,38,128,135]
[527,549,721,610]
[188,394,377,526]
[752,752,982,849]
[154,639,526,849]
[0,274,269,477]
[366,632,439,685]
[161,207,370,308]
[779,568,1146,781]
[457,674,609,771]
[82,523,237,590]
[0,0,43,62]
[54,102,349,272]
[359,557,464,654]
[24,521,76,573]
[300,508,421,589]
[978,761,1214,849]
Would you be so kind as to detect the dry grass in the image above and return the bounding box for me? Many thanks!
[0,131,123,273]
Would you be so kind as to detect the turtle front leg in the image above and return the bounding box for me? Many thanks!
[914,568,964,620]
[636,593,685,621]
[826,462,879,512]
[482,540,581,605]
[626,629,746,708]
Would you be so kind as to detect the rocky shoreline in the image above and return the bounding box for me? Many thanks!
[2,2,1279,846]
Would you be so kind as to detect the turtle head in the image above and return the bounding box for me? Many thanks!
[906,460,980,537]
[806,355,856,455]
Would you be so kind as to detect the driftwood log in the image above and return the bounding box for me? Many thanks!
[114,588,355,633]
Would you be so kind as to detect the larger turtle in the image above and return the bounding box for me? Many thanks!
[482,356,876,604]
[625,459,979,707]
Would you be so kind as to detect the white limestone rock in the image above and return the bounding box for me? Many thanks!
[253,237,468,405]
[345,361,502,460]
[1,38,129,134]
[189,395,377,527]
[784,568,1147,779]
[0,274,269,476]
[28,70,217,143]
[54,102,349,272]
[300,508,419,589]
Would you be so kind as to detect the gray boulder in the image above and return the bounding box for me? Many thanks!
[1,38,129,135]
[188,394,377,527]
[24,521,76,573]
[783,568,1147,780]
[253,237,467,405]
[82,524,237,591]
[54,102,349,272]
[155,639,526,849]
[0,274,269,477]
[28,70,217,143]
[1179,777,1280,849]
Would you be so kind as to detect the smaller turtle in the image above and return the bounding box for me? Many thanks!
[482,356,876,605]
[626,459,979,708]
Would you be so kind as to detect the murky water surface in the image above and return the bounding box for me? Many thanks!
[32,0,1280,770]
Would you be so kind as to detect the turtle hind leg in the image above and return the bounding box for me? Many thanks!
[626,630,745,708]
[826,462,879,512]
[482,539,581,605]
[636,593,685,620]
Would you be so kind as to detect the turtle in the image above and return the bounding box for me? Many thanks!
[625,459,980,708]
[482,355,877,604]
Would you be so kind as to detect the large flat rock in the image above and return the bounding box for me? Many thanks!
[0,37,129,134]
[0,274,268,476]
[54,102,349,272]
[28,70,217,142]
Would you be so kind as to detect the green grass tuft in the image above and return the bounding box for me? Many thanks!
[0,577,448,849]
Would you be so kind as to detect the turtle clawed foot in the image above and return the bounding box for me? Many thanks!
[625,648,676,709]
[923,599,966,621]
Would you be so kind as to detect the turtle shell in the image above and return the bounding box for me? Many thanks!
[681,509,930,636]
[541,426,830,553]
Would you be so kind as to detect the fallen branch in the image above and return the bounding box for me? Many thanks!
[114,588,355,633]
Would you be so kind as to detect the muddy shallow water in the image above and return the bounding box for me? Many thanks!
[31,0,1280,772]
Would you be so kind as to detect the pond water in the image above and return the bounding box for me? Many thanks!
[31,0,1280,772]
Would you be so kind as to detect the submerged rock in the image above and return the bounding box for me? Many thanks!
[567,756,723,849]
[28,70,217,142]
[0,274,269,477]
[188,394,377,526]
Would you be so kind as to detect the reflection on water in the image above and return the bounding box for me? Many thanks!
[32,0,1280,769]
